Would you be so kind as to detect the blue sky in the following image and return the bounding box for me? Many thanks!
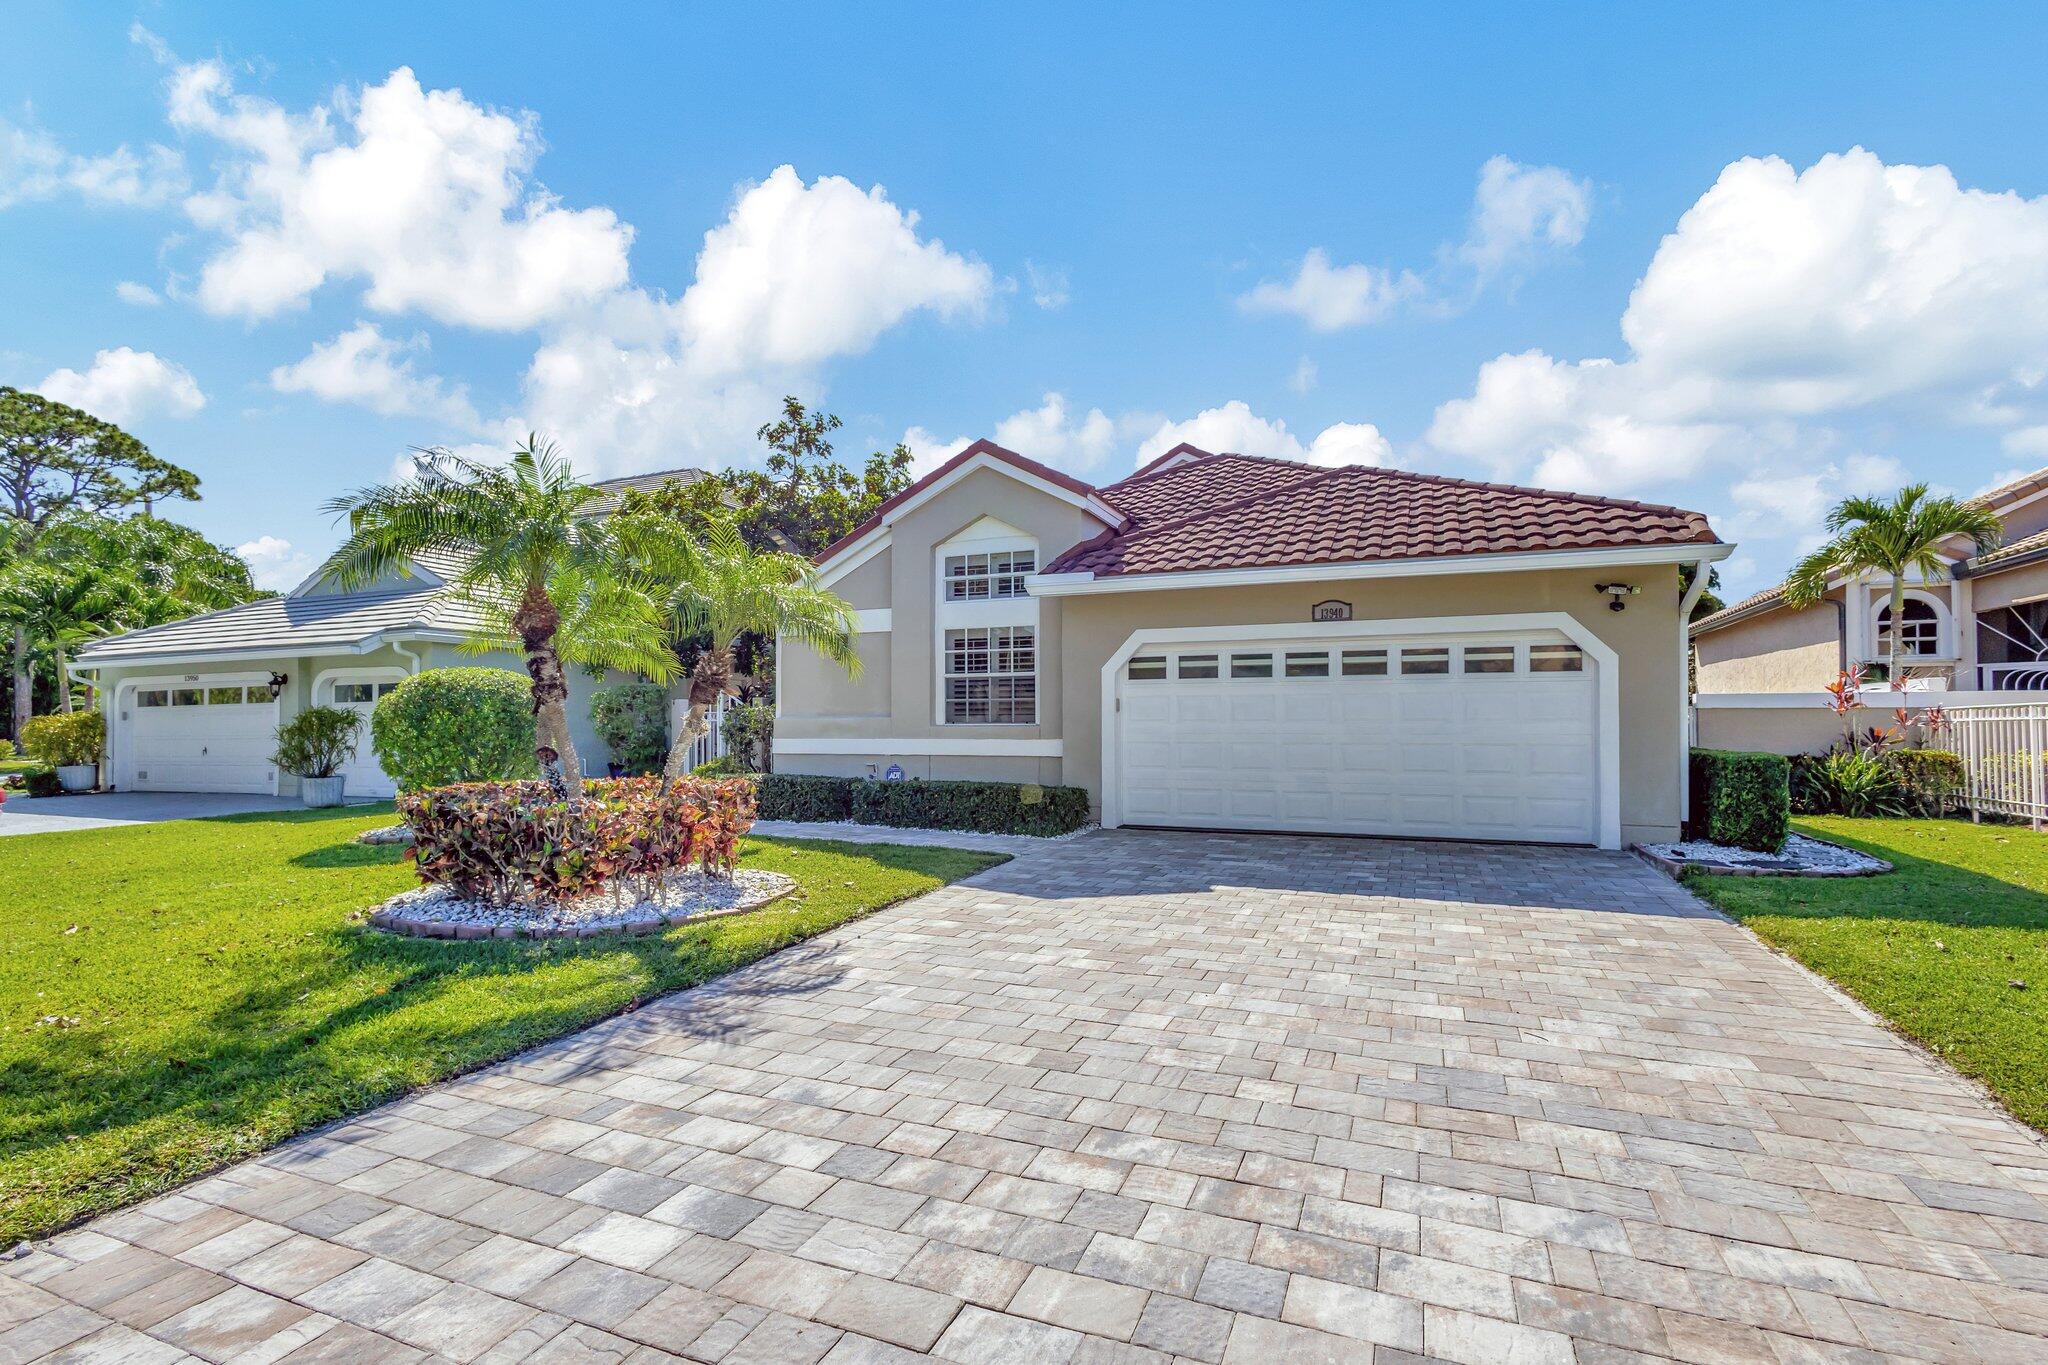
[8,3,2048,596]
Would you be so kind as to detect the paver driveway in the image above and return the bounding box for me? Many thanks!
[8,830,2048,1363]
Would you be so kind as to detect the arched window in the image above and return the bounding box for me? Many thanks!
[1876,597,1942,657]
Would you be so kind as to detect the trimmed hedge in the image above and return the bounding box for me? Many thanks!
[1688,747,1790,853]
[372,668,539,792]
[21,711,103,767]
[758,773,1090,837]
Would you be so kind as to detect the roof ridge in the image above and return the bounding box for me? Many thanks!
[1352,463,1714,522]
[1100,450,1320,502]
[1091,462,1355,545]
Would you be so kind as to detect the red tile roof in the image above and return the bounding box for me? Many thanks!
[1051,456,1717,578]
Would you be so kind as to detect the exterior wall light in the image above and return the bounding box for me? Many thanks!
[267,671,290,699]
[1596,583,1639,612]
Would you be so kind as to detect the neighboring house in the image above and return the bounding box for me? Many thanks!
[778,440,1727,849]
[72,469,708,801]
[1692,465,2048,754]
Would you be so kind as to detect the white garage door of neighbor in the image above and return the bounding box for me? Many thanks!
[1117,634,1598,845]
[122,681,278,794]
[323,677,403,799]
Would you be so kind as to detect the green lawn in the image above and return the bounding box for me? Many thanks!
[0,804,1003,1243]
[1688,815,2048,1132]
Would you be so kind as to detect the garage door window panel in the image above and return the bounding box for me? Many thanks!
[1530,643,1584,672]
[1463,645,1517,675]
[1341,649,1387,677]
[1285,651,1330,678]
[1230,653,1273,678]
[137,689,168,708]
[1177,654,1219,680]
[1399,647,1450,676]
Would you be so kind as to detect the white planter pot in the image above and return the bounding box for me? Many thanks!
[300,775,347,808]
[55,764,97,793]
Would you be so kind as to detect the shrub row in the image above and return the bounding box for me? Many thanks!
[400,776,756,905]
[1687,748,1790,853]
[21,711,102,767]
[757,773,1091,837]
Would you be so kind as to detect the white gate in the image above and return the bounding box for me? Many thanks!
[669,695,730,771]
[1944,702,2048,828]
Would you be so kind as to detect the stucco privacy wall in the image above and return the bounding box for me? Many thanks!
[1694,703,1846,756]
[1694,598,1842,693]
[775,465,1104,784]
[93,646,642,796]
[1056,565,1690,846]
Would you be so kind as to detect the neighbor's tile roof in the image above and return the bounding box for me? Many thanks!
[583,466,712,515]
[1047,457,1716,578]
[75,584,487,664]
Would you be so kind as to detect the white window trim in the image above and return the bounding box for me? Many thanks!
[1098,613,1622,849]
[933,526,1041,728]
[1868,588,1953,660]
[111,670,282,792]
[312,665,411,706]
[774,737,1063,757]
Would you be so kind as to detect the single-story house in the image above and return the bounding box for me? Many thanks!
[1692,464,2048,754]
[72,470,707,801]
[777,441,1728,848]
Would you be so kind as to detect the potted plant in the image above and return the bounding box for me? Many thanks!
[273,706,362,808]
[20,712,104,793]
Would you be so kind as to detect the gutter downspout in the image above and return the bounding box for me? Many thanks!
[390,638,424,677]
[1678,558,1714,826]
[1829,598,1847,673]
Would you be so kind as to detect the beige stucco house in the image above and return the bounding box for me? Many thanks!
[778,440,1728,848]
[1692,466,2048,754]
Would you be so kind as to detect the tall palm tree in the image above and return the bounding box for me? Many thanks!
[323,438,670,792]
[1784,484,2003,687]
[621,515,861,778]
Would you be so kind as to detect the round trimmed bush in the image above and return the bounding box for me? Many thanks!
[371,667,538,792]
[590,680,669,775]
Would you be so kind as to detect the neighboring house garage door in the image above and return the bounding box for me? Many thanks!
[1116,633,1598,844]
[119,680,278,794]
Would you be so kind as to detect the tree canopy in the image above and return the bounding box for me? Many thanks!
[0,387,200,532]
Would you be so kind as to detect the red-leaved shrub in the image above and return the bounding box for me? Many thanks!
[400,776,757,905]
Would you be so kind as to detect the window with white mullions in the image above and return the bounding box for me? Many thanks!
[944,550,1036,601]
[944,626,1037,723]
[1875,598,1942,657]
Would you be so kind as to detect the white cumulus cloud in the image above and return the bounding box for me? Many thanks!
[167,60,632,328]
[38,347,205,423]
[1458,155,1592,280]
[269,322,480,429]
[1135,400,1391,468]
[1238,248,1425,332]
[235,534,320,592]
[0,117,187,209]
[115,281,163,306]
[676,165,993,374]
[1430,148,2048,496]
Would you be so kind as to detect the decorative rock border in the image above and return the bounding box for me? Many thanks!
[366,869,798,939]
[1634,834,1891,880]
[354,823,414,846]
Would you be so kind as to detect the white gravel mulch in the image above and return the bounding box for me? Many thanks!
[1639,833,1890,877]
[355,823,414,845]
[368,868,797,939]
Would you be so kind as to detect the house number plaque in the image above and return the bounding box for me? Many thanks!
[1311,600,1352,622]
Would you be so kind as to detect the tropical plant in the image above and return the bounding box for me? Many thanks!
[0,562,132,712]
[322,439,670,792]
[722,700,775,773]
[20,710,103,767]
[370,668,540,792]
[691,755,751,778]
[590,680,670,775]
[1784,485,2003,688]
[1797,749,1906,818]
[272,706,362,780]
[614,514,859,779]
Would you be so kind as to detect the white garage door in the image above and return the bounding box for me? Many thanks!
[121,681,278,794]
[1117,634,1598,844]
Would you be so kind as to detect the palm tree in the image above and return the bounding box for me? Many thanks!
[322,438,671,792]
[0,561,133,712]
[1784,484,2003,688]
[621,515,861,778]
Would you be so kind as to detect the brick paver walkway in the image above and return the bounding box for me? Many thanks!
[8,830,2048,1363]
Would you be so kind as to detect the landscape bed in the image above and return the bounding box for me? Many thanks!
[0,802,1003,1244]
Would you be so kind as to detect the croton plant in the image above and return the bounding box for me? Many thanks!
[400,776,757,905]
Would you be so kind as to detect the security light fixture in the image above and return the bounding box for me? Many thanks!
[1596,583,1639,612]
[267,671,289,699]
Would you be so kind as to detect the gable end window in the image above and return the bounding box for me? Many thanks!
[944,550,1035,601]
[944,626,1036,723]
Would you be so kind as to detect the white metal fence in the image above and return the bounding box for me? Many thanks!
[670,695,729,772]
[1943,701,2048,827]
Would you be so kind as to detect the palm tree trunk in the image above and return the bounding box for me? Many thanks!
[511,582,584,795]
[55,650,72,713]
[663,645,732,779]
[1888,576,1907,695]
[10,625,28,738]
